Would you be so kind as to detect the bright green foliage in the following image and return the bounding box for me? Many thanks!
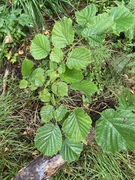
[71,80,98,96]
[52,17,74,48]
[75,4,97,25]
[60,67,83,83]
[96,89,135,154]
[21,59,34,77]
[39,89,51,102]
[19,79,28,89]
[63,108,92,142]
[19,11,135,163]
[50,47,64,63]
[66,47,91,70]
[82,13,113,46]
[29,68,45,90]
[54,105,67,122]
[60,138,83,162]
[109,6,135,34]
[40,105,55,122]
[95,108,135,153]
[34,124,62,156]
[30,34,50,60]
[51,82,68,97]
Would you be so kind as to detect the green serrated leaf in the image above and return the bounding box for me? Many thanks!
[52,82,68,97]
[40,105,54,122]
[71,80,98,96]
[21,59,34,77]
[109,6,135,34]
[60,138,83,162]
[50,47,64,63]
[30,68,45,87]
[39,89,51,102]
[60,66,83,83]
[30,34,50,60]
[35,124,62,156]
[19,79,28,89]
[63,108,92,142]
[95,109,135,153]
[54,105,67,121]
[66,47,91,70]
[52,17,74,48]
[82,13,113,46]
[75,4,97,25]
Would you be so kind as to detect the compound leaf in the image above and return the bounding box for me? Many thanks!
[35,124,62,156]
[63,108,92,142]
[60,138,83,162]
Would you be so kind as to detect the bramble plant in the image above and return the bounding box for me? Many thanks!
[19,4,135,162]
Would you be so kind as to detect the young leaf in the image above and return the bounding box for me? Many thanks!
[109,6,135,34]
[52,17,74,48]
[54,105,67,121]
[95,109,135,154]
[50,47,64,63]
[40,105,54,122]
[19,79,28,89]
[52,82,68,97]
[63,108,92,142]
[30,68,45,87]
[60,66,83,83]
[71,80,98,96]
[34,124,62,156]
[39,89,51,102]
[21,59,34,77]
[66,47,91,70]
[30,34,50,60]
[60,138,83,162]
[75,4,97,25]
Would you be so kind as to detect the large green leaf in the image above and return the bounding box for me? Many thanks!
[60,138,83,162]
[40,105,54,122]
[50,47,64,63]
[60,66,83,83]
[109,6,135,34]
[95,109,135,153]
[52,82,68,97]
[82,13,113,46]
[75,4,97,25]
[66,47,91,70]
[71,80,98,96]
[52,17,74,48]
[21,59,34,77]
[30,34,50,60]
[34,124,62,156]
[63,108,92,142]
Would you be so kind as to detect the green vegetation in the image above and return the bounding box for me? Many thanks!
[0,0,135,179]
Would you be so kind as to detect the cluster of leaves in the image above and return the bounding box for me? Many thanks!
[0,5,32,64]
[19,4,135,162]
